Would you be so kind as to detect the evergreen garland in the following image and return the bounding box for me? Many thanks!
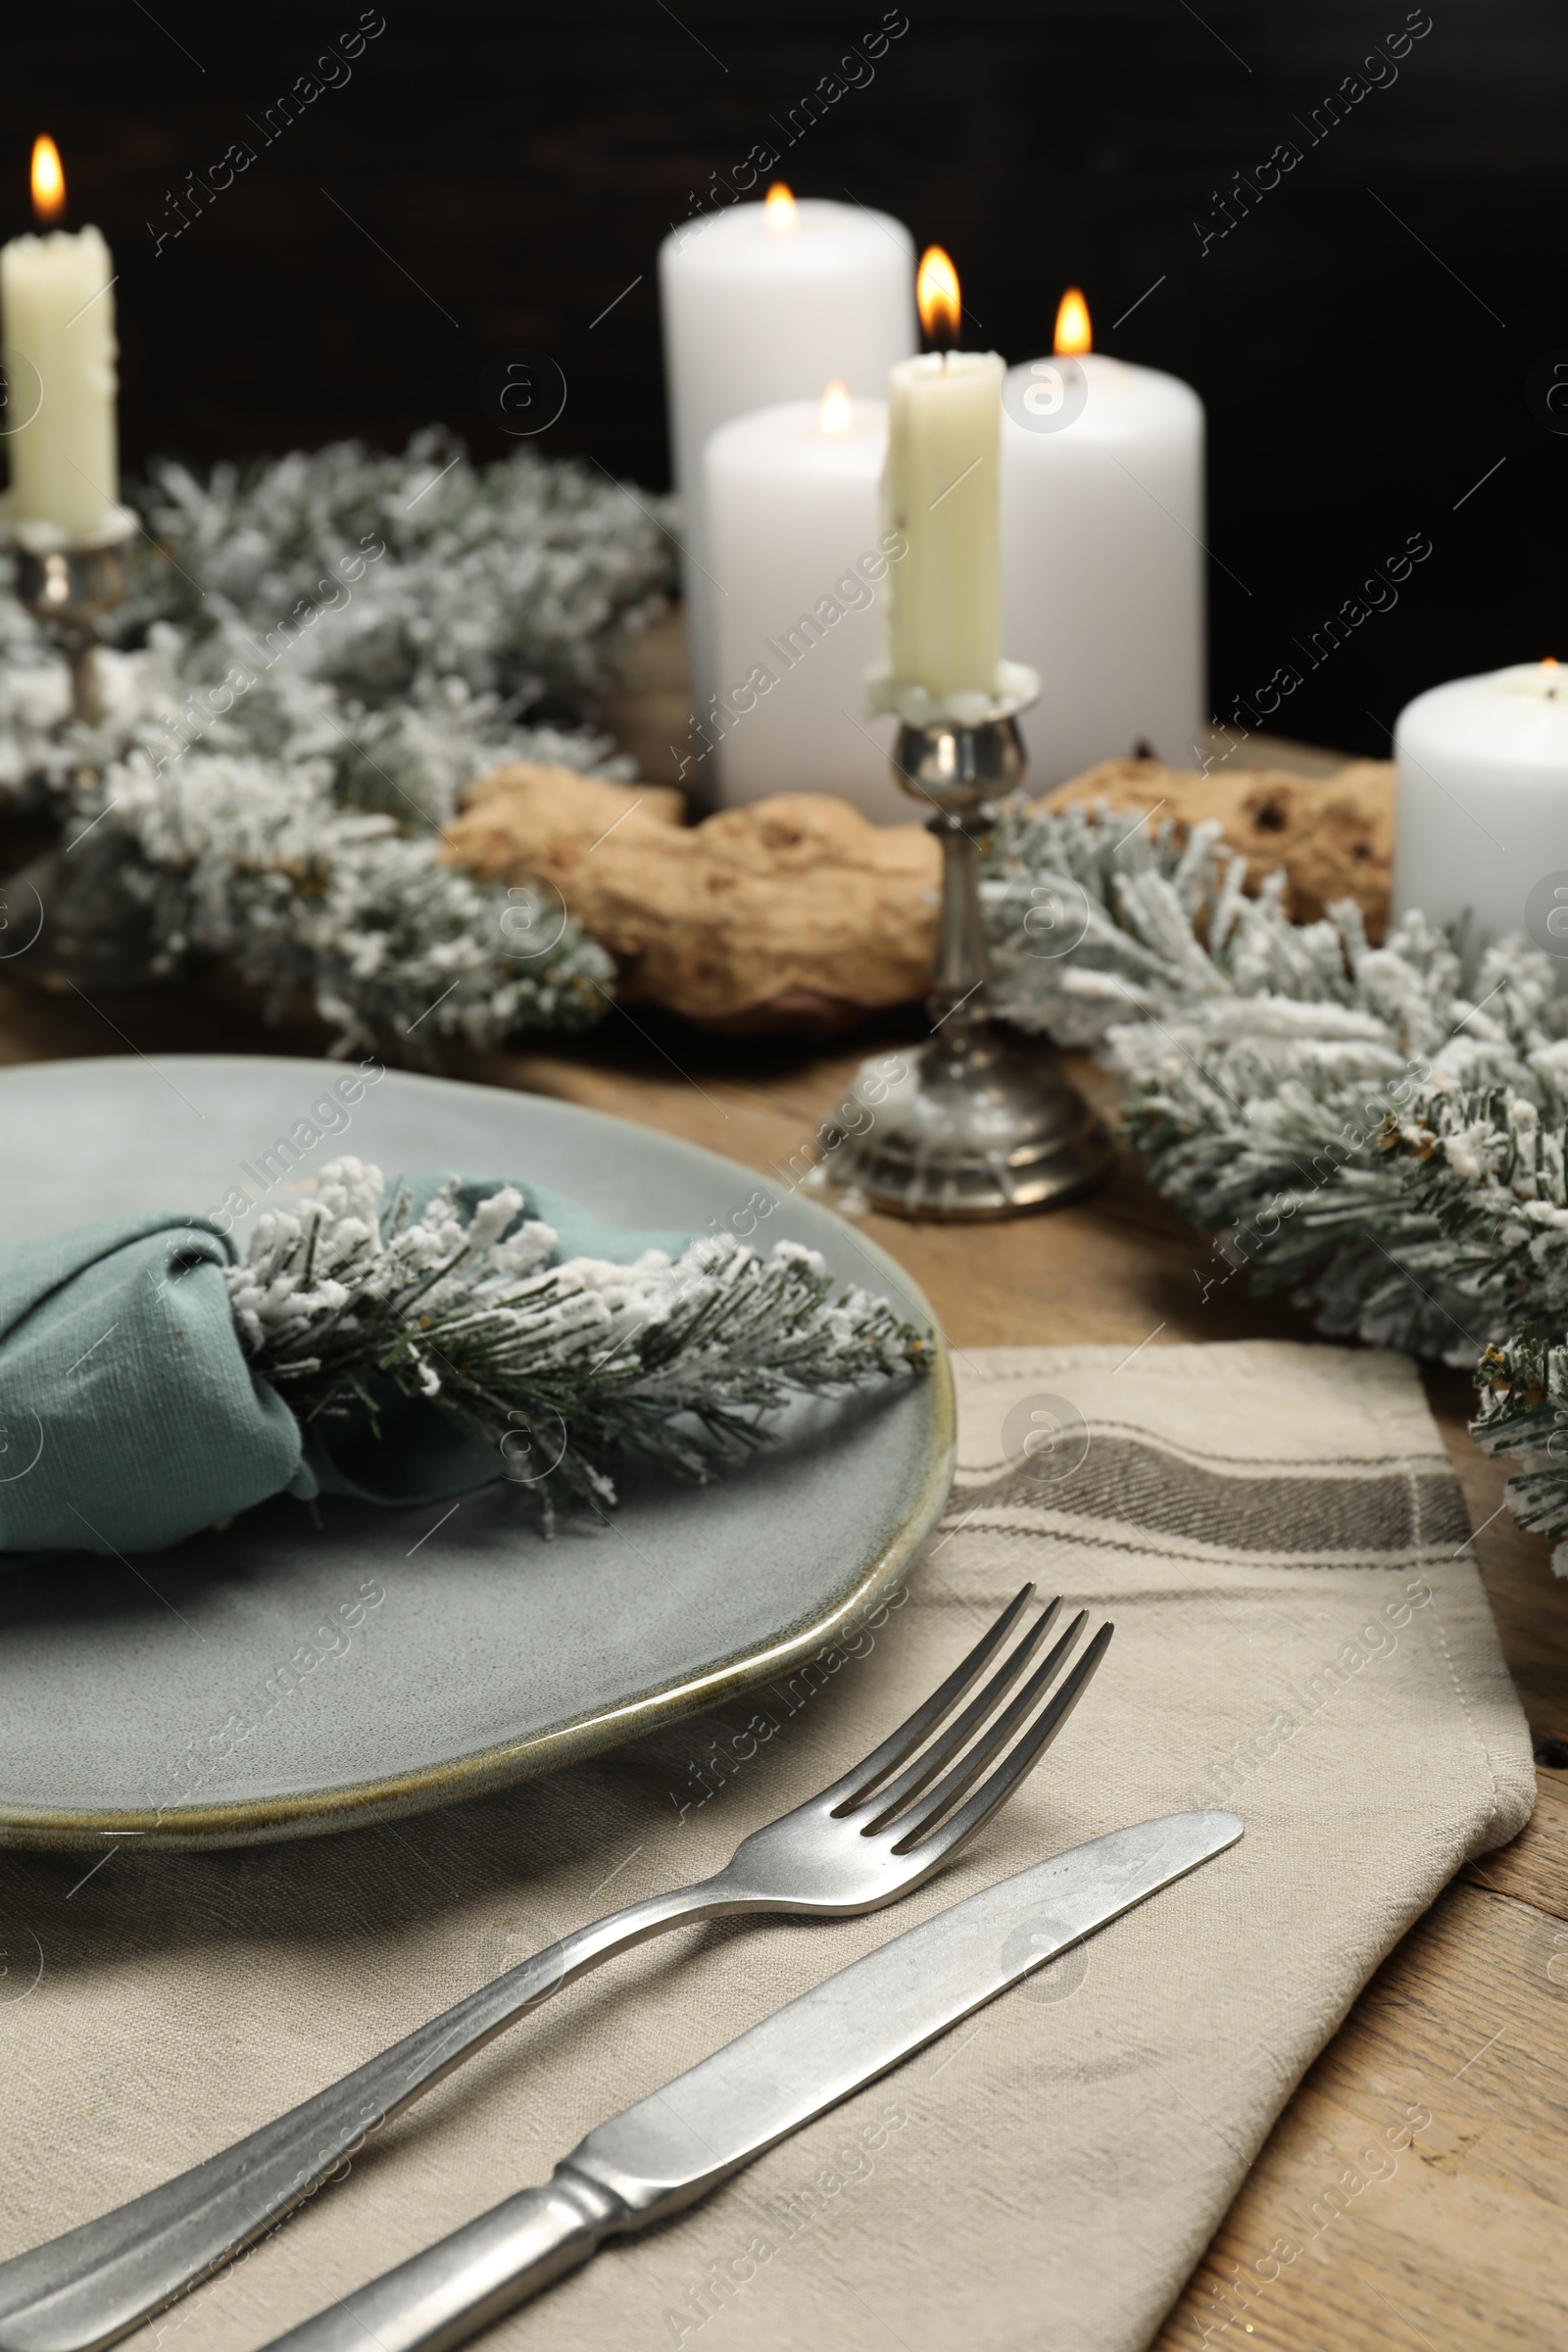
[983,803,1568,1571]
[0,431,677,1054]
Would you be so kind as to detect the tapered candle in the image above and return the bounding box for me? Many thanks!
[869,247,1037,727]
[0,137,122,549]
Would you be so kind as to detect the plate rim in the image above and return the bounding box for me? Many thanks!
[0,1055,956,1849]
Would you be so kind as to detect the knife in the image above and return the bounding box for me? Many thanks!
[253,1809,1242,2352]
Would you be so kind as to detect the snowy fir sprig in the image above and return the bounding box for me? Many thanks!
[0,431,676,1054]
[227,1158,930,1532]
[982,803,1568,1570]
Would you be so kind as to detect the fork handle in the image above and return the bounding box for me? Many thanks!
[0,1880,728,2352]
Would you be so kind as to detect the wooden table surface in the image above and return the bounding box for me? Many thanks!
[1,943,1563,2351]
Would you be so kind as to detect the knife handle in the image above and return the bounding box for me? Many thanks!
[259,2167,625,2352]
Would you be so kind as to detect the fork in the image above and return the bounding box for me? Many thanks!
[0,1585,1112,2352]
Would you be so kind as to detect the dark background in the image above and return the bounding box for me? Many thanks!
[5,1,1564,757]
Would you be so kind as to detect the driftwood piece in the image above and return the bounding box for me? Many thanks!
[443,761,941,1032]
[443,751,1396,1031]
[1041,755,1395,938]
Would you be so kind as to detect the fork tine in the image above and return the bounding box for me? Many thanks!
[818,1584,1039,1812]
[866,1609,1086,1838]
[849,1600,1072,1833]
[894,1620,1115,1860]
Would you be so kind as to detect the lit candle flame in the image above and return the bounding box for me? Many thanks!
[818,379,854,437]
[1545,657,1560,697]
[916,246,960,347]
[30,135,65,225]
[1054,287,1092,357]
[764,182,798,234]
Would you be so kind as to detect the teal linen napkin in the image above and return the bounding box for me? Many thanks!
[0,1177,688,1559]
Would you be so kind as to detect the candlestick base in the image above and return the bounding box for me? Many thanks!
[816,709,1111,1222]
[828,1027,1110,1219]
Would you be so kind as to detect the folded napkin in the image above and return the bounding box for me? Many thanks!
[0,1343,1534,2351]
[0,1177,687,1557]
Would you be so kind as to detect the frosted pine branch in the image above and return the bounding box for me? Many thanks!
[982,802,1568,1358]
[0,431,676,1054]
[980,801,1568,1570]
[228,1158,930,1533]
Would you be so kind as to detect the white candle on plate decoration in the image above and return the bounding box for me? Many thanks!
[0,136,124,550]
[706,382,910,821]
[659,185,916,723]
[1000,287,1205,784]
[1393,661,1568,963]
[867,245,1037,728]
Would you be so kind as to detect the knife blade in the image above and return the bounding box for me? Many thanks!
[257,1809,1242,2352]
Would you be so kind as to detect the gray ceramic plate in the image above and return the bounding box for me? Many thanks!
[0,1056,954,1850]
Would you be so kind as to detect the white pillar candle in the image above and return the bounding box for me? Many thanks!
[659,188,915,723]
[1001,290,1204,784]
[706,386,910,821]
[0,141,122,550]
[1394,662,1568,959]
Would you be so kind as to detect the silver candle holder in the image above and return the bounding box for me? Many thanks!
[15,535,129,724]
[821,710,1110,1220]
[4,528,152,990]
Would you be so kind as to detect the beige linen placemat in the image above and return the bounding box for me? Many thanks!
[0,1342,1535,2352]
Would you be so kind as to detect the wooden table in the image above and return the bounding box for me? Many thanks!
[2,946,1562,2351]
